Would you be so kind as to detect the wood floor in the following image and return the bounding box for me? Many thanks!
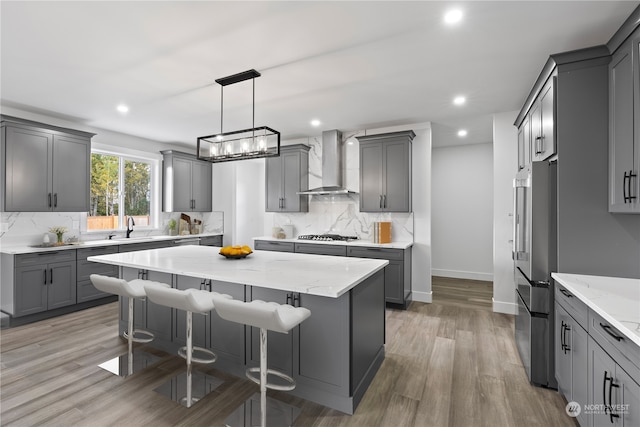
[0,278,576,427]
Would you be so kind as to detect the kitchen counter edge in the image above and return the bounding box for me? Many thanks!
[253,236,413,249]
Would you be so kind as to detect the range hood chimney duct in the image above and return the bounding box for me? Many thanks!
[298,130,356,195]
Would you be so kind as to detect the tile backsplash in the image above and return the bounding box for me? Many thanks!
[0,211,224,246]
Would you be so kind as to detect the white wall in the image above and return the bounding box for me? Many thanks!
[492,111,519,314]
[431,142,493,281]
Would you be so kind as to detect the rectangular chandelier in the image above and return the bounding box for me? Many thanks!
[197,126,280,162]
[196,69,280,163]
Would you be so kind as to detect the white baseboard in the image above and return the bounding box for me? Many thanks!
[431,269,493,282]
[412,290,432,303]
[492,298,517,315]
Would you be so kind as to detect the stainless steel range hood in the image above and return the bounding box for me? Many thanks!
[297,130,357,195]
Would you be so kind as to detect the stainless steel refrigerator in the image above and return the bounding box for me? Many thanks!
[513,161,557,389]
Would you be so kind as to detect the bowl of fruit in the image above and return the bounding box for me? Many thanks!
[219,245,253,259]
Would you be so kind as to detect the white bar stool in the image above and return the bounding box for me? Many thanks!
[144,282,231,408]
[212,296,311,427]
[90,274,167,377]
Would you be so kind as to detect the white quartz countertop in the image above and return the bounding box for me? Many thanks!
[552,273,640,347]
[253,236,414,250]
[88,245,388,298]
[0,233,222,255]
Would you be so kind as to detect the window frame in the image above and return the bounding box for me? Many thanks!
[82,145,161,236]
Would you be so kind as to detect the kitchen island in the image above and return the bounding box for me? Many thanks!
[88,245,388,414]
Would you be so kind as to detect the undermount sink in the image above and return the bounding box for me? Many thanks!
[110,236,169,242]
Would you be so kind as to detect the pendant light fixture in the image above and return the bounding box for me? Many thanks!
[197,69,280,163]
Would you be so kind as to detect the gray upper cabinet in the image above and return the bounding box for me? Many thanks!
[265,144,309,212]
[161,150,212,212]
[517,76,556,165]
[357,131,414,212]
[517,115,532,170]
[1,115,93,212]
[609,31,640,213]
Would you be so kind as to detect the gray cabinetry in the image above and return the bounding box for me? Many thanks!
[357,131,413,212]
[77,246,119,303]
[295,242,346,257]
[517,115,532,170]
[254,240,295,252]
[588,335,640,427]
[516,76,556,165]
[161,150,212,212]
[14,251,77,316]
[554,284,589,427]
[265,144,309,212]
[609,31,640,213]
[1,115,93,212]
[347,246,412,308]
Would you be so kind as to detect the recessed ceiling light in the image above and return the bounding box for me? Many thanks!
[453,96,466,106]
[116,104,129,114]
[458,129,468,137]
[311,119,321,127]
[444,9,463,25]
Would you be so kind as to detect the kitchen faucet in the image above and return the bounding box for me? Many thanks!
[126,216,135,238]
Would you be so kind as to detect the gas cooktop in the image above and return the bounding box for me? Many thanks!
[297,234,359,242]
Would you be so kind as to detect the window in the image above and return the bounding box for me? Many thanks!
[88,151,154,232]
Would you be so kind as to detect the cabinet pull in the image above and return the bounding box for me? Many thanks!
[49,268,53,284]
[559,288,572,298]
[563,322,570,354]
[624,170,637,203]
[293,293,300,307]
[609,378,620,423]
[560,321,566,351]
[286,293,292,305]
[53,193,57,208]
[600,323,624,341]
[48,193,52,208]
[379,195,383,209]
[43,269,47,285]
[383,194,387,209]
[535,136,543,155]
[603,371,610,417]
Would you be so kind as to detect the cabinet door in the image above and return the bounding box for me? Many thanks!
[589,337,622,426]
[619,367,640,427]
[383,140,411,211]
[571,319,589,427]
[384,260,403,304]
[121,268,147,331]
[52,135,90,211]
[535,79,555,161]
[530,100,542,161]
[294,292,350,395]
[14,265,48,316]
[3,126,52,211]
[281,150,302,212]
[47,261,77,310]
[191,160,212,212]
[209,280,245,366]
[173,156,194,212]
[144,271,173,342]
[555,304,572,400]
[265,155,283,212]
[360,142,383,212]
[609,40,637,213]
[248,287,292,376]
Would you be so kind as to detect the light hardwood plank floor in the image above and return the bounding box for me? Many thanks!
[0,278,576,426]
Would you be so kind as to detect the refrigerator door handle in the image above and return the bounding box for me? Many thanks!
[512,180,518,259]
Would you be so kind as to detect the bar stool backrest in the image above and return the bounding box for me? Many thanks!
[144,282,230,314]
[90,274,153,299]
[212,297,310,334]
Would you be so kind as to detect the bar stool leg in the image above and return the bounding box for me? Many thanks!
[260,327,267,427]
[186,310,193,408]
[127,298,134,376]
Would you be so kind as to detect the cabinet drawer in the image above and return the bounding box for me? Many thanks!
[77,279,112,303]
[254,240,295,253]
[347,246,404,261]
[295,243,346,257]
[589,309,640,379]
[77,245,118,260]
[199,236,222,247]
[118,241,170,252]
[16,250,76,268]
[555,282,588,328]
[77,260,119,282]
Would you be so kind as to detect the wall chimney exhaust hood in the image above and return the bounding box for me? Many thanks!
[298,130,357,195]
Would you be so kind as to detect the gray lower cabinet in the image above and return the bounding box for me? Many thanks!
[265,144,309,212]
[1,115,93,212]
[121,268,173,342]
[118,241,173,253]
[161,150,212,212]
[609,30,640,214]
[14,251,77,316]
[588,335,640,427]
[347,246,412,308]
[555,301,589,427]
[254,240,295,252]
[76,246,119,303]
[357,131,413,213]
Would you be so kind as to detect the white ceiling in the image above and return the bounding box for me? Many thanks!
[1,1,638,149]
